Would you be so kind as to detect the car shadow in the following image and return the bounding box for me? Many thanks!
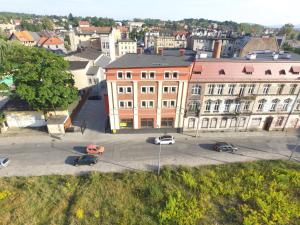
[287,144,300,153]
[146,137,156,144]
[65,156,78,165]
[73,146,86,154]
[199,143,214,150]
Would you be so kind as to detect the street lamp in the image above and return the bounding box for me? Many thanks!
[157,124,162,176]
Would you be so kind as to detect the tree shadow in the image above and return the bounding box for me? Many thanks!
[287,144,300,153]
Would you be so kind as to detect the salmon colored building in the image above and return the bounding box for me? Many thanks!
[105,54,193,132]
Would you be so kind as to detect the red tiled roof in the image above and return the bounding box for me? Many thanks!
[38,37,63,46]
[79,21,90,25]
[291,66,300,73]
[244,65,254,73]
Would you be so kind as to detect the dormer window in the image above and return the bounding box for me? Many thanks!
[219,69,225,75]
[279,69,286,75]
[265,69,272,75]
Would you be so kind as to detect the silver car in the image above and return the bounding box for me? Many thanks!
[0,157,10,168]
[154,135,175,145]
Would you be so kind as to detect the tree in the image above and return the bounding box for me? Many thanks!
[41,17,54,30]
[278,23,295,39]
[4,44,78,111]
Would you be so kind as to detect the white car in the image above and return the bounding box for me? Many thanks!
[0,157,10,168]
[154,135,175,145]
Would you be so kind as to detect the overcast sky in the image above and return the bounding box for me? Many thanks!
[0,0,299,26]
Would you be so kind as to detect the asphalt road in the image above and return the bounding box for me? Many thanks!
[0,132,299,177]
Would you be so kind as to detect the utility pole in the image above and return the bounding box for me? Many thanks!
[157,124,162,175]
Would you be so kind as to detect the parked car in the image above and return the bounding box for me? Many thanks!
[0,157,10,168]
[73,155,98,166]
[213,142,238,152]
[154,135,175,145]
[86,144,105,155]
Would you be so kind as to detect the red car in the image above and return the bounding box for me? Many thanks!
[86,144,105,155]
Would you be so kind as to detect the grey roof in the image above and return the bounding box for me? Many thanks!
[105,54,192,69]
[29,32,41,42]
[86,66,99,75]
[68,48,102,61]
[69,61,89,70]
[95,55,111,67]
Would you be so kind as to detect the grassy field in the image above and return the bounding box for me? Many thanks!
[0,160,300,225]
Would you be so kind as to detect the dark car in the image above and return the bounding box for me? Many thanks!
[73,155,98,166]
[213,142,238,152]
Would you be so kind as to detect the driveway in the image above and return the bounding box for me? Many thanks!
[72,99,106,135]
[0,132,299,177]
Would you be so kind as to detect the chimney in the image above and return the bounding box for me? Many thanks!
[213,40,222,58]
[179,48,185,57]
[158,47,163,56]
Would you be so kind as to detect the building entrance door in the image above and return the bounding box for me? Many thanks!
[263,116,273,131]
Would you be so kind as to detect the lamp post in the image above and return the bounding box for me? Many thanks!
[157,124,162,176]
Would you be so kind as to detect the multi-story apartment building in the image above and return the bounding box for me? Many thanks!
[184,53,300,132]
[116,39,137,58]
[154,34,188,54]
[105,54,192,132]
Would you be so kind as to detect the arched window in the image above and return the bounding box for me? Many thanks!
[282,98,292,111]
[213,100,221,112]
[191,84,201,95]
[270,99,279,111]
[188,101,200,111]
[201,118,209,128]
[188,118,196,128]
[257,99,267,111]
[205,100,212,112]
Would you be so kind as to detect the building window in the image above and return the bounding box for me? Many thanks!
[275,117,284,126]
[119,101,125,108]
[164,71,171,79]
[141,100,154,108]
[270,99,279,111]
[263,84,271,94]
[141,118,154,128]
[238,117,246,127]
[188,118,196,128]
[295,100,300,111]
[201,118,209,128]
[171,86,177,93]
[189,101,200,111]
[279,69,286,75]
[230,118,237,127]
[257,99,266,111]
[149,87,154,93]
[149,72,156,79]
[239,85,246,96]
[214,100,221,112]
[282,99,291,111]
[220,118,227,128]
[88,78,92,85]
[265,69,272,75]
[251,118,262,127]
[161,118,174,128]
[127,87,132,93]
[163,86,169,93]
[163,101,168,108]
[118,87,124,93]
[191,84,201,95]
[141,71,147,79]
[228,84,236,95]
[235,100,241,112]
[141,87,147,93]
[248,84,255,94]
[216,84,224,95]
[289,84,297,94]
[208,85,215,95]
[205,101,211,112]
[162,100,176,108]
[120,119,133,129]
[125,72,132,79]
[243,101,250,111]
[117,72,123,79]
[224,100,231,112]
[210,118,217,128]
[172,72,178,79]
[277,84,285,95]
[170,100,176,107]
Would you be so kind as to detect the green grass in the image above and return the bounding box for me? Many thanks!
[0,160,300,225]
